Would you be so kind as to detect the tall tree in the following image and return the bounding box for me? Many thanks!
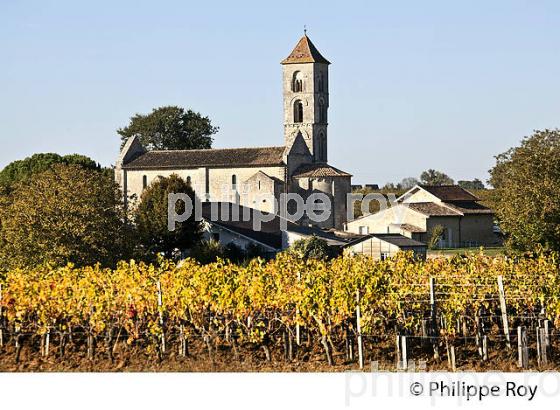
[419,169,454,186]
[0,164,133,269]
[118,106,219,150]
[134,174,201,258]
[400,177,420,189]
[291,236,335,260]
[458,179,485,190]
[0,153,100,192]
[489,129,560,251]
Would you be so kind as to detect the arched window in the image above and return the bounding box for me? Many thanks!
[232,174,237,190]
[318,72,324,92]
[142,175,148,189]
[292,71,303,92]
[294,100,304,123]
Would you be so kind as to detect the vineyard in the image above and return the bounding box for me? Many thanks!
[1,251,559,371]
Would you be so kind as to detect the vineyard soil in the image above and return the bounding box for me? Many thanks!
[0,335,556,372]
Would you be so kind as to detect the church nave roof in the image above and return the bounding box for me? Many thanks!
[122,146,286,169]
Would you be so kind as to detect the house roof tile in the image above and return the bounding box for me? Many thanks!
[346,233,427,248]
[292,163,352,178]
[407,202,462,216]
[201,202,283,249]
[419,185,479,201]
[281,35,330,65]
[444,201,494,215]
[122,146,286,169]
[390,223,426,233]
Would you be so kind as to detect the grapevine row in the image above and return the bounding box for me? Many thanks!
[0,251,558,365]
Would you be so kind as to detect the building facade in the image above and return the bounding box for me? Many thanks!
[345,185,498,248]
[115,35,352,229]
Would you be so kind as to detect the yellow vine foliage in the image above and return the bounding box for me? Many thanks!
[1,251,558,347]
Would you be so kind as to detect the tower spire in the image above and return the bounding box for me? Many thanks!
[282,34,330,163]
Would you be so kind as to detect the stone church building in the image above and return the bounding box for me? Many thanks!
[116,35,352,229]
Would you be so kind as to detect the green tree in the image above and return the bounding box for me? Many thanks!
[352,187,405,219]
[427,225,445,250]
[135,174,201,258]
[458,179,485,190]
[0,164,133,269]
[489,129,560,251]
[400,177,419,189]
[291,236,334,260]
[118,106,218,150]
[0,153,100,192]
[420,169,454,186]
[190,240,225,264]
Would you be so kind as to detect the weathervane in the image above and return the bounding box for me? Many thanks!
[304,25,307,35]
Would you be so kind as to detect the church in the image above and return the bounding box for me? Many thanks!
[115,34,352,230]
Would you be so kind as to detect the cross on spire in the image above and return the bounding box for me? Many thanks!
[304,25,307,36]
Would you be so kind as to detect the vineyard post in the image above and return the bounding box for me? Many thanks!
[288,327,294,361]
[395,335,401,369]
[449,344,456,372]
[14,323,22,363]
[156,280,166,354]
[429,277,439,359]
[355,289,364,369]
[542,327,548,365]
[536,326,542,366]
[544,319,551,358]
[45,330,50,357]
[421,319,428,348]
[179,324,187,357]
[401,336,408,371]
[517,326,528,369]
[482,335,488,361]
[497,276,511,349]
[537,327,547,366]
[475,314,483,359]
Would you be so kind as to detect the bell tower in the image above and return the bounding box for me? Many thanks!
[282,34,330,163]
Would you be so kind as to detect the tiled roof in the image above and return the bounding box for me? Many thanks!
[201,202,283,249]
[390,223,426,233]
[419,185,479,201]
[445,201,494,215]
[373,234,427,248]
[286,224,349,246]
[200,203,350,249]
[407,202,462,216]
[292,163,352,178]
[346,233,427,248]
[281,35,330,65]
[122,146,286,169]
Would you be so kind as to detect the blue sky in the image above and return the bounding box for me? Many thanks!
[1,0,559,185]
